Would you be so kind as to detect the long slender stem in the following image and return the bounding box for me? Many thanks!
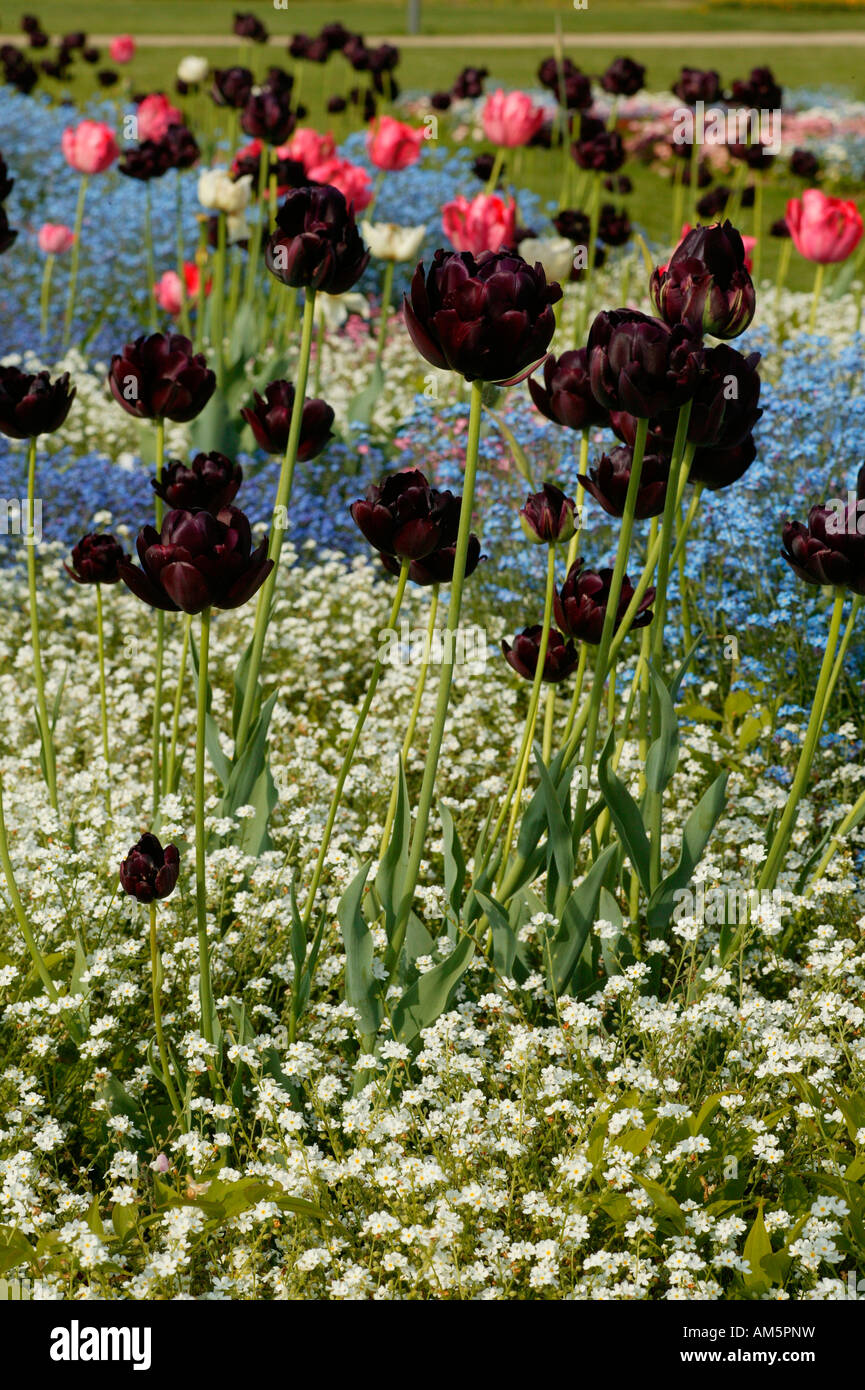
[39,255,55,343]
[175,170,191,338]
[25,438,58,812]
[378,584,440,859]
[234,289,318,759]
[808,261,825,336]
[195,606,214,1045]
[144,182,157,332]
[758,588,846,893]
[62,175,88,350]
[151,420,165,815]
[244,141,271,305]
[212,210,227,387]
[95,585,112,817]
[302,560,411,928]
[571,416,648,847]
[375,259,396,368]
[0,776,59,1000]
[149,902,182,1117]
[499,543,558,884]
[165,613,192,795]
[650,404,693,665]
[389,381,483,966]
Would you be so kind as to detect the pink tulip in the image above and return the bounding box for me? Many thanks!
[109,35,136,64]
[38,222,75,255]
[482,88,545,149]
[367,115,425,171]
[61,121,119,175]
[786,188,864,264]
[137,93,183,144]
[442,192,516,256]
[307,157,373,212]
[155,263,207,315]
[283,128,335,174]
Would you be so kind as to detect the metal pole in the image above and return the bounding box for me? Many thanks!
[407,0,421,36]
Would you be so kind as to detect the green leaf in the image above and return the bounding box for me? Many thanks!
[645,664,679,794]
[0,1226,36,1275]
[111,1204,138,1240]
[597,885,625,977]
[347,361,384,427]
[377,758,409,940]
[597,729,650,893]
[743,1206,774,1289]
[474,890,517,977]
[484,407,535,485]
[439,802,466,917]
[646,771,729,934]
[634,1177,686,1234]
[231,637,260,742]
[535,748,574,912]
[548,843,618,995]
[390,934,475,1047]
[337,860,381,1039]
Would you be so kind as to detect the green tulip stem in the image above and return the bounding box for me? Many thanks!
[576,173,603,346]
[195,606,215,1045]
[175,170,191,338]
[39,254,55,343]
[571,416,648,850]
[95,584,112,817]
[313,315,325,397]
[234,287,318,762]
[25,438,58,813]
[565,430,589,572]
[62,174,88,351]
[759,587,846,894]
[149,902,183,1118]
[0,775,59,1001]
[650,403,694,667]
[388,380,483,969]
[193,219,209,355]
[808,261,825,336]
[484,147,505,195]
[212,210,227,388]
[774,237,792,319]
[244,141,271,305]
[752,172,764,284]
[152,420,166,816]
[542,687,556,764]
[302,559,411,931]
[670,160,684,246]
[144,182,158,332]
[688,138,700,226]
[375,259,396,369]
[164,613,192,796]
[561,640,589,751]
[498,543,558,889]
[378,583,440,860]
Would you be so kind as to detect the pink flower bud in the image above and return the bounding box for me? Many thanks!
[61,120,119,175]
[38,222,75,255]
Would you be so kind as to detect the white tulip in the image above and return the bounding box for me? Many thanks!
[360,220,427,263]
[197,168,253,215]
[518,236,575,286]
[177,55,209,85]
[314,292,371,330]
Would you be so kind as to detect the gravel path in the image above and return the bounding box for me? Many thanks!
[2,30,865,49]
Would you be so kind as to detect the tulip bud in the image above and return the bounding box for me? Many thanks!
[502,625,579,683]
[152,452,242,513]
[241,381,334,458]
[120,833,180,903]
[528,348,610,432]
[65,531,127,584]
[0,366,75,438]
[781,505,865,594]
[579,445,670,521]
[519,483,576,545]
[108,333,215,423]
[555,561,655,645]
[650,221,756,340]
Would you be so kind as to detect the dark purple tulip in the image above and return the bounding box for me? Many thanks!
[572,115,625,173]
[233,12,269,43]
[529,348,610,432]
[587,309,703,420]
[520,483,576,545]
[790,148,819,180]
[152,452,243,513]
[472,152,500,185]
[697,185,731,219]
[616,345,762,453]
[558,70,593,112]
[351,469,456,562]
[62,31,86,50]
[241,380,334,458]
[97,69,118,88]
[289,34,313,61]
[598,204,631,247]
[0,153,14,201]
[212,66,254,108]
[502,625,579,683]
[0,207,17,255]
[319,22,351,53]
[553,208,590,246]
[265,184,369,293]
[83,47,100,64]
[241,89,296,145]
[601,56,645,98]
[770,217,791,239]
[381,490,483,585]
[650,220,756,340]
[579,445,670,520]
[65,531,127,584]
[120,833,180,904]
[538,55,575,91]
[162,123,200,170]
[108,333,215,423]
[429,90,451,111]
[728,141,775,170]
[555,561,655,645]
[327,94,348,114]
[781,504,865,594]
[729,66,782,112]
[304,37,330,65]
[0,367,75,438]
[20,16,41,34]
[368,43,399,76]
[120,506,273,614]
[118,140,173,182]
[404,248,560,385]
[672,67,721,105]
[689,432,757,491]
[341,34,369,70]
[452,65,487,99]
